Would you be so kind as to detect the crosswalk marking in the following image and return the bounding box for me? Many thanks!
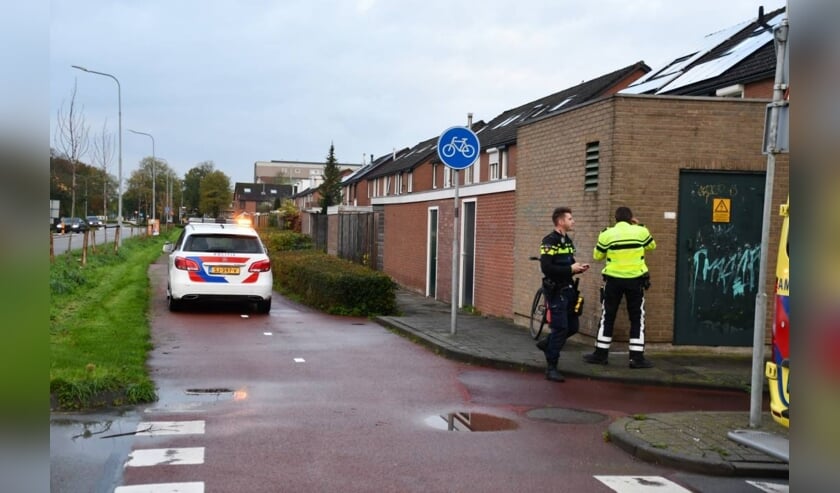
[135,420,205,436]
[595,476,788,492]
[125,447,205,467]
[114,482,204,493]
[746,480,789,493]
[595,476,693,492]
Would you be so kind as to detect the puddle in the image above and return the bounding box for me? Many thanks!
[145,388,245,413]
[50,411,143,492]
[424,412,518,432]
[525,407,607,424]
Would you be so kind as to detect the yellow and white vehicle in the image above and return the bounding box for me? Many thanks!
[765,197,789,428]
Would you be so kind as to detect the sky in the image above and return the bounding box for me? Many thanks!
[48,0,786,186]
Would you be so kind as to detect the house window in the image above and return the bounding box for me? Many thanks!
[443,166,452,188]
[464,156,479,185]
[384,176,391,196]
[408,171,413,192]
[396,173,403,195]
[489,149,500,180]
[501,149,508,178]
[585,141,600,192]
[432,164,438,189]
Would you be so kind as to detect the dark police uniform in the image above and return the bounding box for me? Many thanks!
[585,220,656,368]
[539,230,580,378]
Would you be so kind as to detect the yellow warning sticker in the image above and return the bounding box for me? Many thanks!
[713,198,731,223]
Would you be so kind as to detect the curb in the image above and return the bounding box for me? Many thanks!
[607,417,789,478]
[375,316,753,392]
[375,316,544,373]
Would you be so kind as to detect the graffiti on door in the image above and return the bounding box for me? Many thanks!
[689,225,761,315]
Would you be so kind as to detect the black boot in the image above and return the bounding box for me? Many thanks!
[629,352,654,369]
[583,349,609,365]
[545,359,564,382]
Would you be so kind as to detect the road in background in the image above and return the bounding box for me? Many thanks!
[50,226,146,256]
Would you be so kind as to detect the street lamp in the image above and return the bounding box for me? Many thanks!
[128,129,155,222]
[72,65,123,246]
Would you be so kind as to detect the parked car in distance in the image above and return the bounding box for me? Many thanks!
[55,217,89,234]
[86,216,105,228]
[162,222,273,313]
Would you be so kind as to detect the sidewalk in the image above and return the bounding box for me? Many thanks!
[374,288,789,477]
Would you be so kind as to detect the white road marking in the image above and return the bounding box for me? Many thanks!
[114,482,204,493]
[240,314,249,318]
[595,476,692,492]
[294,358,306,363]
[263,332,273,336]
[125,447,205,467]
[135,420,205,436]
[747,480,789,493]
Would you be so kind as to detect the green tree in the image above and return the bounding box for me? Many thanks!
[199,170,232,218]
[124,156,173,221]
[318,143,342,214]
[183,161,215,213]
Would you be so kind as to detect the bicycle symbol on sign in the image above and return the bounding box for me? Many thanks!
[440,137,476,159]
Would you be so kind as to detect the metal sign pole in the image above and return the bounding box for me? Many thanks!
[451,169,459,335]
[749,12,788,428]
[437,114,478,336]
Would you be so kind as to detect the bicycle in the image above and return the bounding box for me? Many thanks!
[441,136,476,159]
[529,256,548,339]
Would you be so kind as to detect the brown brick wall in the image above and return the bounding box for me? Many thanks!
[381,191,516,319]
[515,95,789,345]
[745,79,774,99]
[471,192,515,317]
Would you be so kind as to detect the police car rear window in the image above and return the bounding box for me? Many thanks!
[186,234,262,253]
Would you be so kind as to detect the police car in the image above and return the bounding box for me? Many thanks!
[163,223,273,313]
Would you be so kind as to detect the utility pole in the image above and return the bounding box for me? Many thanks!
[749,6,789,428]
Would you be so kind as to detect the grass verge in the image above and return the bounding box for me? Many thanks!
[50,229,178,410]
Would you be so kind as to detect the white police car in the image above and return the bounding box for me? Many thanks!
[163,223,273,313]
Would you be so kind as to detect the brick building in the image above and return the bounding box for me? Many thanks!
[513,94,788,347]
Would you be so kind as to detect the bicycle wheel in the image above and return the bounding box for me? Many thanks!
[529,288,548,339]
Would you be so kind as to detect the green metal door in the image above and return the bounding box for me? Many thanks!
[673,171,765,346]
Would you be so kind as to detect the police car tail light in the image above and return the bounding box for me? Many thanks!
[248,259,271,272]
[174,256,200,271]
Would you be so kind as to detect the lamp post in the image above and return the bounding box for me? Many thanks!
[72,65,123,246]
[128,129,155,222]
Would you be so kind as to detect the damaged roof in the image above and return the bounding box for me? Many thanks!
[621,6,785,96]
[476,60,650,149]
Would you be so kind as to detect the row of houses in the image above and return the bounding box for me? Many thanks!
[244,6,790,349]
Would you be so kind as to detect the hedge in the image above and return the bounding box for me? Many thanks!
[259,230,397,316]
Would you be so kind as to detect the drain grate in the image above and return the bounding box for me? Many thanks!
[526,407,607,424]
[185,388,233,395]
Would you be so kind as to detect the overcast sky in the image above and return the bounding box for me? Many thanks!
[48,0,785,186]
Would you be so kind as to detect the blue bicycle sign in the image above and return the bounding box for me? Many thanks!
[437,126,480,169]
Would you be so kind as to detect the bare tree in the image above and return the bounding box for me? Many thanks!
[54,80,90,218]
[91,120,113,218]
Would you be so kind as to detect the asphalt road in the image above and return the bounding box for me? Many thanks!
[49,258,788,493]
[50,225,146,256]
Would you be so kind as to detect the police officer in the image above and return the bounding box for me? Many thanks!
[537,206,590,382]
[583,206,656,368]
